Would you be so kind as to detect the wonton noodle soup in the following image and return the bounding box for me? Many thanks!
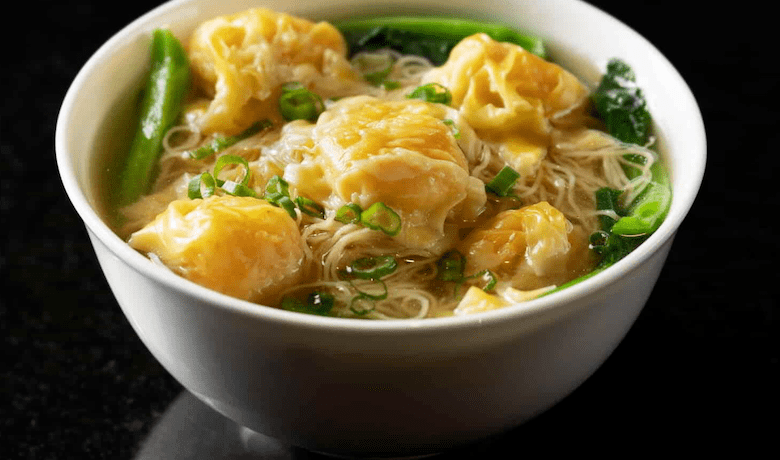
[115,7,661,319]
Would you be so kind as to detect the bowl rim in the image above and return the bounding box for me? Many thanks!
[55,0,706,333]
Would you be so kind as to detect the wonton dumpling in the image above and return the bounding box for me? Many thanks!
[453,284,555,316]
[128,196,304,304]
[290,95,486,250]
[188,7,360,135]
[422,34,589,177]
[458,201,590,290]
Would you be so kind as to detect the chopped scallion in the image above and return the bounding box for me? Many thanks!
[220,180,258,197]
[263,175,297,218]
[436,250,466,282]
[187,120,271,160]
[351,52,396,86]
[187,172,216,199]
[346,255,398,280]
[279,82,325,122]
[442,119,460,139]
[335,203,362,224]
[466,269,497,292]
[349,279,389,300]
[436,250,497,296]
[486,165,521,197]
[213,154,252,187]
[360,202,402,236]
[282,292,335,316]
[349,294,376,315]
[407,82,452,104]
[295,196,325,219]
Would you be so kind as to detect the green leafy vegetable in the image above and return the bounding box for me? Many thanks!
[118,29,190,206]
[335,16,545,65]
[592,58,652,147]
[594,187,623,231]
[582,59,672,271]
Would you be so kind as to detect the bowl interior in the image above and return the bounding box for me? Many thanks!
[56,0,706,328]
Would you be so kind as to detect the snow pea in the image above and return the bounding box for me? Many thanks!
[118,29,190,206]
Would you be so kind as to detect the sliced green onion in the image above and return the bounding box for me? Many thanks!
[486,165,521,197]
[380,80,401,90]
[296,196,325,219]
[437,251,496,296]
[221,180,258,197]
[349,279,389,301]
[335,203,363,224]
[588,230,610,250]
[279,82,325,122]
[187,172,216,199]
[346,256,398,280]
[263,175,297,218]
[282,292,334,316]
[442,119,460,139]
[436,250,466,282]
[407,82,452,104]
[276,196,297,218]
[349,294,376,315]
[213,154,251,187]
[352,52,395,85]
[188,120,272,160]
[360,202,402,236]
[467,269,497,292]
[263,175,290,201]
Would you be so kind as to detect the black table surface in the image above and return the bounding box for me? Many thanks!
[2,1,776,458]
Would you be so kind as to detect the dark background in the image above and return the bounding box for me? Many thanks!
[2,0,776,458]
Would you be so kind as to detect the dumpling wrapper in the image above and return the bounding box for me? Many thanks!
[284,95,487,251]
[458,201,592,290]
[128,195,304,304]
[187,7,360,135]
[422,33,589,177]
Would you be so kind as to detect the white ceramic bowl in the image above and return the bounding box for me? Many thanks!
[56,0,705,456]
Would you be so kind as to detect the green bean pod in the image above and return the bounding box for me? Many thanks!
[118,29,190,206]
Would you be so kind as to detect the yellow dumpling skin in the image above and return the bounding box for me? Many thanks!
[188,7,358,135]
[459,201,592,290]
[128,196,304,304]
[297,95,486,250]
[422,34,589,177]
